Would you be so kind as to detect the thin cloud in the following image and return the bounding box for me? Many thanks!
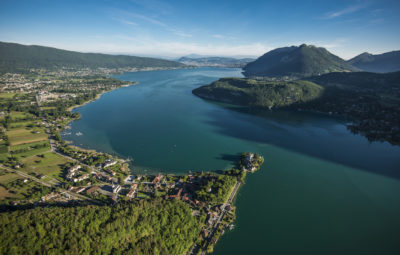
[116,19,138,27]
[114,10,192,38]
[323,3,369,19]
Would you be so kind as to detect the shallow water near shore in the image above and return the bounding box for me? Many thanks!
[64,67,400,254]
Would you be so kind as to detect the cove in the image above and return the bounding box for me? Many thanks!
[63,67,400,254]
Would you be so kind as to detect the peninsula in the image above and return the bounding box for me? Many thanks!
[192,45,400,146]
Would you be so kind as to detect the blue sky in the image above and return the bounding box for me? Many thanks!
[0,0,399,59]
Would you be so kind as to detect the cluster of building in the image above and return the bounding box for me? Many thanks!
[65,165,90,183]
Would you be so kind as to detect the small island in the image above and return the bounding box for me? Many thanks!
[239,152,264,172]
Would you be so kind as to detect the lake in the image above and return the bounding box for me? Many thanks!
[63,67,400,254]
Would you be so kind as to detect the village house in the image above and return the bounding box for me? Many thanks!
[112,184,121,194]
[73,173,89,183]
[66,165,81,180]
[103,159,117,168]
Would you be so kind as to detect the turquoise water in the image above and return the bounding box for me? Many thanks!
[64,67,400,254]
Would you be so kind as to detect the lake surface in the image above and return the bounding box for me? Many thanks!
[64,67,400,254]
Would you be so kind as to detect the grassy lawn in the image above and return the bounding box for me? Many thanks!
[8,121,36,129]
[42,106,56,110]
[0,170,22,184]
[137,191,152,199]
[7,127,47,146]
[0,93,18,99]
[10,141,48,151]
[9,111,33,119]
[10,140,50,158]
[0,186,12,200]
[8,111,37,123]
[0,144,8,154]
[20,152,72,180]
[10,141,50,158]
[13,146,50,158]
[0,153,9,161]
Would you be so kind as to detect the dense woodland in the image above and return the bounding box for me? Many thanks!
[193,78,323,109]
[195,174,237,205]
[0,199,204,255]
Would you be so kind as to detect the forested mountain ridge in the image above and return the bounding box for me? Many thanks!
[348,51,400,73]
[243,44,358,78]
[0,41,185,73]
[305,71,400,90]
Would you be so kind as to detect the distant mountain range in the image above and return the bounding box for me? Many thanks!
[177,56,255,68]
[348,51,400,73]
[0,42,185,73]
[243,44,358,78]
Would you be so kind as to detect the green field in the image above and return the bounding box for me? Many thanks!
[0,170,51,202]
[0,93,18,99]
[20,152,72,180]
[9,111,32,119]
[41,106,56,110]
[0,143,8,161]
[0,171,23,200]
[0,144,7,154]
[8,120,37,129]
[12,145,50,158]
[6,127,47,146]
[10,141,49,151]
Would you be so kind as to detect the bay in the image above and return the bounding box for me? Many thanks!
[63,67,400,254]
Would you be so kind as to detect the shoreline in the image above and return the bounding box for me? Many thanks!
[67,81,139,112]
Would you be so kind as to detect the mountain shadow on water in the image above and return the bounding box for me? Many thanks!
[198,98,400,180]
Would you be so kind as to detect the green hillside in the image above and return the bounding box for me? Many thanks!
[0,41,185,73]
[243,44,358,78]
[348,51,400,73]
[192,77,324,109]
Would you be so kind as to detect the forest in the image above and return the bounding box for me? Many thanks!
[0,199,204,255]
[192,77,323,109]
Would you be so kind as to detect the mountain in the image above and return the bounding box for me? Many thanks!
[243,44,358,78]
[177,56,254,68]
[348,51,400,73]
[0,41,185,73]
